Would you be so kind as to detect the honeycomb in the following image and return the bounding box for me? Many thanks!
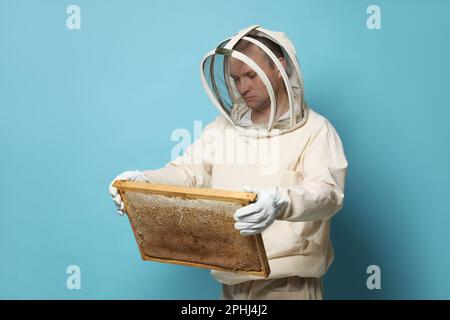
[123,191,263,272]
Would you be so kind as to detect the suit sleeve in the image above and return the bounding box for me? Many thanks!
[277,120,348,222]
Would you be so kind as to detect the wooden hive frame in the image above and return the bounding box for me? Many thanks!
[113,180,271,278]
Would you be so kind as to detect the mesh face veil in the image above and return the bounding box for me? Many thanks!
[200,25,309,137]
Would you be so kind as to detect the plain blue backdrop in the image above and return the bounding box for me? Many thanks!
[1,0,449,299]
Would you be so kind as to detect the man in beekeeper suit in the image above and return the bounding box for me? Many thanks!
[109,25,348,300]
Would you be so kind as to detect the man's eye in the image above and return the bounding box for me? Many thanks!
[248,74,256,78]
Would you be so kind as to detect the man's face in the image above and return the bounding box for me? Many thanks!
[229,46,283,111]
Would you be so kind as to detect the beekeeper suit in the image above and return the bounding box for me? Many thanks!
[109,25,348,300]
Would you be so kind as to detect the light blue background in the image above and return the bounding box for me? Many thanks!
[1,0,449,299]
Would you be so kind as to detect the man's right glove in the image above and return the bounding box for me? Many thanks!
[108,170,150,216]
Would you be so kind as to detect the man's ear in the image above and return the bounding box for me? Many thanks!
[276,57,287,79]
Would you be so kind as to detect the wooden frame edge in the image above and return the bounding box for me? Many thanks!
[114,180,271,277]
[112,180,257,204]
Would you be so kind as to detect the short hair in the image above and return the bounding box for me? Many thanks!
[234,35,284,68]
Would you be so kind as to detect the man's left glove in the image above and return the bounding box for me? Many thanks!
[234,186,289,236]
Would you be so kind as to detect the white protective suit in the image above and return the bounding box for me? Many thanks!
[137,25,348,285]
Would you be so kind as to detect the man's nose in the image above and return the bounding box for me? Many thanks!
[238,78,250,94]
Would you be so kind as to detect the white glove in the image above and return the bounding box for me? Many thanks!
[234,186,288,236]
[109,170,150,216]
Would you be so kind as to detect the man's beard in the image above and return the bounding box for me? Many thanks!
[247,98,271,111]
